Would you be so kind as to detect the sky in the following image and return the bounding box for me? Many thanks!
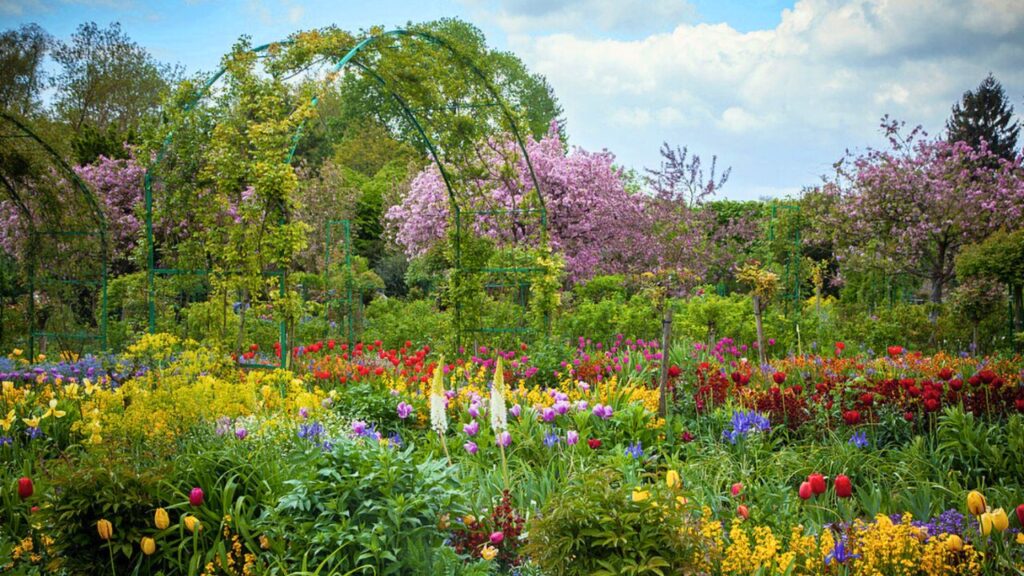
[2,0,1023,200]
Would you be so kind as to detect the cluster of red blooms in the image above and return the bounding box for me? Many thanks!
[798,472,853,500]
[693,344,1024,431]
[449,490,525,566]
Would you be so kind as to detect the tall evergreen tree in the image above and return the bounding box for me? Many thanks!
[946,74,1020,160]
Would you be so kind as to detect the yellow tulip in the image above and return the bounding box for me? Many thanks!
[12,348,22,356]
[154,508,169,530]
[980,512,993,535]
[140,536,156,555]
[967,491,987,516]
[480,544,498,561]
[1017,533,1024,545]
[183,515,201,533]
[96,519,113,541]
[666,470,681,489]
[632,489,650,503]
[463,514,476,526]
[946,534,963,552]
[992,508,1009,532]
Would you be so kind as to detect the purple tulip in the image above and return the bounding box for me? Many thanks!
[510,404,521,418]
[397,402,413,419]
[542,407,556,422]
[566,430,580,445]
[464,441,478,455]
[463,420,479,436]
[496,431,512,447]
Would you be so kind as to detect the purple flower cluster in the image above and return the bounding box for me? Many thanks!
[722,410,771,444]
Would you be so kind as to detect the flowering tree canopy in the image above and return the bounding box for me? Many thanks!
[386,123,651,282]
[829,119,1024,303]
[74,154,144,272]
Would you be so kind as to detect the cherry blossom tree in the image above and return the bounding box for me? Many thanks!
[829,118,1024,304]
[386,122,653,282]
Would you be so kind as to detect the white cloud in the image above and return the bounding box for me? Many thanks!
[461,0,696,36]
[0,0,45,15]
[486,0,1024,198]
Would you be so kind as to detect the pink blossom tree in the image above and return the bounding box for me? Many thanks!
[830,118,1024,304]
[74,154,145,272]
[386,123,653,282]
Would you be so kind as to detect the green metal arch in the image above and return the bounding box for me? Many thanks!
[0,112,110,356]
[145,27,550,347]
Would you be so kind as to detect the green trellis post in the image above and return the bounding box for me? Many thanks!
[1,113,109,359]
[324,219,355,348]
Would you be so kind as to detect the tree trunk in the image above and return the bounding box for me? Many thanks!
[752,295,766,366]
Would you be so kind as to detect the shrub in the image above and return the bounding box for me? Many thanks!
[261,438,463,575]
[524,467,703,575]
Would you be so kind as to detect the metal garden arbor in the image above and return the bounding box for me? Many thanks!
[144,28,548,364]
[0,112,109,359]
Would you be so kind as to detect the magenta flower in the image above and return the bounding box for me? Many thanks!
[189,487,204,507]
[566,430,580,445]
[496,431,512,447]
[397,402,413,419]
[463,420,480,436]
[464,441,478,455]
[541,407,556,422]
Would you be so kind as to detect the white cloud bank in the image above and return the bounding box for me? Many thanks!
[466,0,1024,198]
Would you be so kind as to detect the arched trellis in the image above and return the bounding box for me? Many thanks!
[0,112,109,358]
[145,28,548,363]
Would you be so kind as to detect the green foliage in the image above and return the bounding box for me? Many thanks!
[936,406,1024,487]
[574,275,626,303]
[524,467,702,576]
[38,451,170,574]
[263,440,462,575]
[363,297,450,350]
[556,294,659,343]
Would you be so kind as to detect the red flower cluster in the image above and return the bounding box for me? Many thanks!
[449,490,525,566]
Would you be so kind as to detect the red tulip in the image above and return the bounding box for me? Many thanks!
[772,371,786,385]
[798,481,813,500]
[808,473,827,495]
[924,398,941,412]
[17,477,33,500]
[843,410,861,425]
[937,367,953,381]
[1016,503,1024,527]
[189,487,204,507]
[834,474,852,498]
[668,365,681,378]
[737,504,749,519]
[904,411,915,421]
[731,482,743,497]
[587,438,602,449]
[887,345,903,357]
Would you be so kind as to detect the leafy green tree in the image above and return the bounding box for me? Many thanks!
[955,228,1024,335]
[947,74,1020,160]
[0,23,50,116]
[327,18,562,155]
[51,22,178,137]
